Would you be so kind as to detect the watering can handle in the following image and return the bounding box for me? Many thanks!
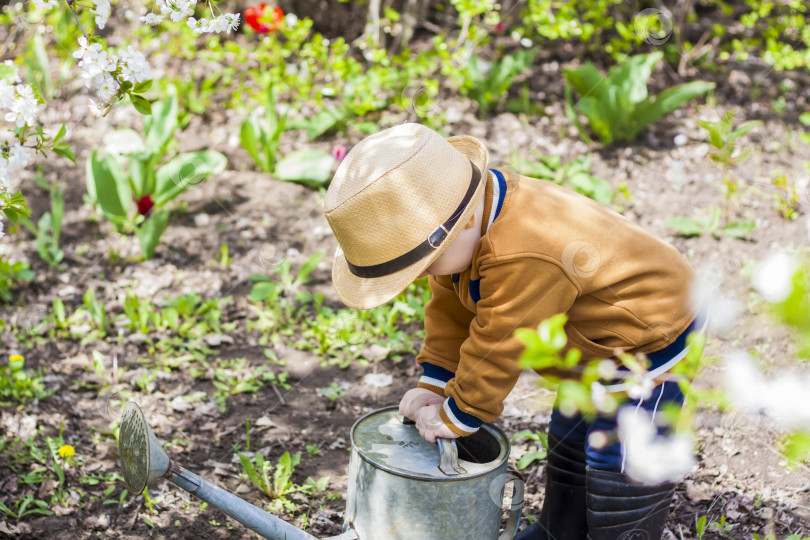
[499,466,525,540]
[396,414,466,476]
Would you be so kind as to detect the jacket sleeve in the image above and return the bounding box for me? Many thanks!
[415,274,476,396]
[440,258,580,435]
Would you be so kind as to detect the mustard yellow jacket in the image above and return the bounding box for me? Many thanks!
[417,169,696,436]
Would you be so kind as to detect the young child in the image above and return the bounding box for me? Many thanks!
[323,123,701,540]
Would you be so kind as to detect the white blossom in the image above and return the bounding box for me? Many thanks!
[627,377,654,401]
[140,13,164,25]
[160,0,196,22]
[7,143,32,170]
[724,352,810,431]
[0,157,9,192]
[5,84,39,127]
[0,80,16,110]
[0,219,4,239]
[618,407,695,485]
[88,99,106,118]
[92,0,111,29]
[187,16,210,33]
[73,36,103,61]
[119,46,151,83]
[753,252,797,303]
[96,75,120,101]
[32,0,58,9]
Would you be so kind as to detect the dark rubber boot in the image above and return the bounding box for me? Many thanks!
[515,432,588,540]
[586,468,675,540]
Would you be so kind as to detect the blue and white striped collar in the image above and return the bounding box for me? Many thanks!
[484,169,507,234]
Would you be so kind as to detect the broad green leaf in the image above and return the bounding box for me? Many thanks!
[144,86,178,154]
[631,81,715,139]
[154,150,227,205]
[564,84,592,144]
[136,209,170,259]
[296,252,324,283]
[129,153,151,198]
[607,52,662,105]
[720,221,755,239]
[577,96,613,144]
[86,150,131,225]
[52,144,75,163]
[666,216,703,237]
[516,450,547,470]
[130,94,152,115]
[240,117,264,171]
[134,80,152,93]
[274,149,335,188]
[562,63,605,101]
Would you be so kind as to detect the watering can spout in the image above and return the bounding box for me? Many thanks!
[118,402,355,540]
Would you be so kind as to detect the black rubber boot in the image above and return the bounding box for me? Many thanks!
[515,432,588,540]
[586,468,675,540]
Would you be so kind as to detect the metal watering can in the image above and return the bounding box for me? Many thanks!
[118,403,524,539]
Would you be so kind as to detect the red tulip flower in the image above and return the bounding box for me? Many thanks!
[245,4,284,33]
[136,194,155,216]
[332,144,347,162]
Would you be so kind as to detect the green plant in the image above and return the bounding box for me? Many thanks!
[212,357,290,413]
[0,355,53,405]
[463,49,535,116]
[318,381,348,402]
[273,149,336,189]
[564,52,715,144]
[667,206,755,240]
[697,111,762,168]
[236,450,304,512]
[0,258,34,304]
[22,174,64,268]
[240,84,287,173]
[85,86,227,259]
[514,153,616,205]
[510,430,548,470]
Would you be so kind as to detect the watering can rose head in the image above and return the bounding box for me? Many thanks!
[244,4,284,33]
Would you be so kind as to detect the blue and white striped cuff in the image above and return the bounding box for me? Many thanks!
[440,397,484,435]
[417,362,455,393]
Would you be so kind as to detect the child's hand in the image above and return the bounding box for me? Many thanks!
[414,404,460,443]
[399,388,444,421]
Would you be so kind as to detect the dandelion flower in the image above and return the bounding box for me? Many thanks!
[58,444,75,459]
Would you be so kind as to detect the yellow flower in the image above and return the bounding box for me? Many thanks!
[58,445,75,459]
[9,354,23,362]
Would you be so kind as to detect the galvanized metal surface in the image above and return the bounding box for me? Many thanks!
[119,401,170,494]
[345,406,524,540]
[169,463,318,540]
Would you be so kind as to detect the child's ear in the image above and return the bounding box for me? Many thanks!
[463,213,476,230]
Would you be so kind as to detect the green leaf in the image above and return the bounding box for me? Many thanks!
[666,216,703,237]
[130,94,152,115]
[562,63,605,101]
[240,118,264,171]
[607,52,662,105]
[631,81,715,140]
[720,221,755,239]
[134,80,153,93]
[144,86,178,154]
[296,252,324,283]
[0,64,18,83]
[516,449,547,470]
[52,144,75,163]
[274,149,335,189]
[154,150,227,205]
[136,209,170,259]
[85,150,131,226]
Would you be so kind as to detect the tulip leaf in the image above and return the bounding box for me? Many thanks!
[86,150,131,231]
[274,149,335,189]
[136,209,170,260]
[154,150,227,205]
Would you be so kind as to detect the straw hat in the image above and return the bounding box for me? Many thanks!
[324,123,489,309]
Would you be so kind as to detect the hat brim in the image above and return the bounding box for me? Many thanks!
[331,135,489,309]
